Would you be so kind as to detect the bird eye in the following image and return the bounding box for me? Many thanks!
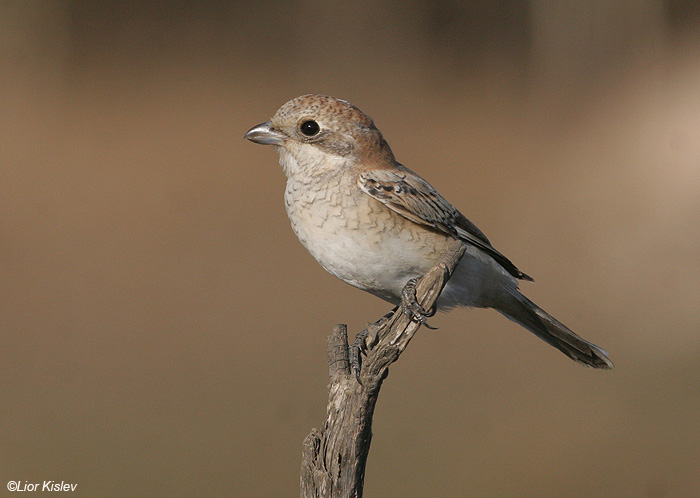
[300,120,320,136]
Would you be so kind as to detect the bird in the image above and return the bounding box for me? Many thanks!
[245,94,613,369]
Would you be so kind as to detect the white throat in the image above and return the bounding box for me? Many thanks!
[277,143,351,181]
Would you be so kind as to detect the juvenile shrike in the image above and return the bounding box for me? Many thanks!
[245,94,612,369]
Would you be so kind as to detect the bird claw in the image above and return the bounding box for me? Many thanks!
[350,309,400,384]
[351,289,437,384]
[401,277,437,329]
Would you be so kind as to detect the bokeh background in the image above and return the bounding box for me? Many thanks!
[2,2,700,497]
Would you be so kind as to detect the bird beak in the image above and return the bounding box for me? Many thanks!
[244,121,286,145]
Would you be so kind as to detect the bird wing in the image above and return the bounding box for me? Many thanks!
[357,167,533,281]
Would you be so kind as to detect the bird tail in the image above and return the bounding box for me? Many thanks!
[495,289,613,369]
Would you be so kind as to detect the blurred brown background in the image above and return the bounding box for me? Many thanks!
[2,1,700,497]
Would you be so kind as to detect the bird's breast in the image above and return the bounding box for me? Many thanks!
[283,175,450,301]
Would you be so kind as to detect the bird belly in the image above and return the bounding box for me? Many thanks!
[284,182,447,303]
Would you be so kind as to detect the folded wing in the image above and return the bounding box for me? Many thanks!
[358,166,533,282]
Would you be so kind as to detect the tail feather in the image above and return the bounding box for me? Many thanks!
[496,290,613,369]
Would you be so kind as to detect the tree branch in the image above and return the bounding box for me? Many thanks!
[300,240,466,498]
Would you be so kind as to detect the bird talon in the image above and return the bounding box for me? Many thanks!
[401,277,437,327]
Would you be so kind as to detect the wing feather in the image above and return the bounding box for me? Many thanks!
[358,167,533,281]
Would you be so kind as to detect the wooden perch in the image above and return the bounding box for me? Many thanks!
[300,240,466,498]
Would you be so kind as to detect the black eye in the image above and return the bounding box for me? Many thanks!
[300,120,320,136]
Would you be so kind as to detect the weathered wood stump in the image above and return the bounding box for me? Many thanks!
[300,241,465,498]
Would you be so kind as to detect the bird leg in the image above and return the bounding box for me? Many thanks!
[350,308,397,383]
[401,277,438,329]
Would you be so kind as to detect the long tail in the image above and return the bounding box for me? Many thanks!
[495,289,613,369]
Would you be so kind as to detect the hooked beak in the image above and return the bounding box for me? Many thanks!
[244,121,286,145]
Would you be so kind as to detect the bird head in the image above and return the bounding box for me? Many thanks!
[245,94,394,177]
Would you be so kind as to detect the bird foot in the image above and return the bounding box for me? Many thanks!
[401,277,437,329]
[350,309,396,384]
